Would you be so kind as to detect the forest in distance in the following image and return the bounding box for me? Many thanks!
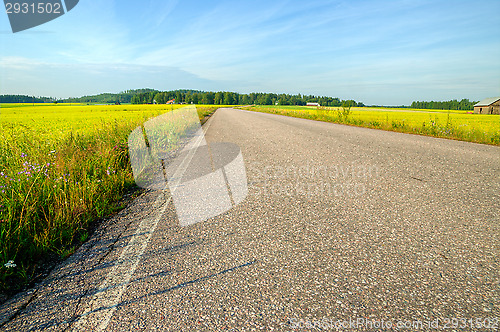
[0,89,479,110]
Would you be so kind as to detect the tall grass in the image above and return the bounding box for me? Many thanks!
[0,104,218,293]
[241,106,500,145]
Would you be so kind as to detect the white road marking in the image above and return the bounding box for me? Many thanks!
[70,114,214,331]
[70,193,170,331]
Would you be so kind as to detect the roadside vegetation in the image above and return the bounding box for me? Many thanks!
[239,105,500,145]
[0,104,218,295]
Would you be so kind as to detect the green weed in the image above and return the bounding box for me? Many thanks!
[0,104,219,294]
[241,106,500,145]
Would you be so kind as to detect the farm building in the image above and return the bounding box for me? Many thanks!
[474,97,500,114]
[306,102,320,107]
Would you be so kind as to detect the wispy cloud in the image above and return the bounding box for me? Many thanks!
[0,57,219,98]
[0,0,499,104]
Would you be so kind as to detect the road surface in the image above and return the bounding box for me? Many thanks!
[1,108,499,331]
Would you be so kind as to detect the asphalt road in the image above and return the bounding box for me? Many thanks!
[1,108,499,331]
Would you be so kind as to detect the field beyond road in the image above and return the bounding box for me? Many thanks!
[0,103,218,296]
[239,105,500,145]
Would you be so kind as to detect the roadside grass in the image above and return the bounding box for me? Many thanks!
[239,106,500,145]
[0,104,219,294]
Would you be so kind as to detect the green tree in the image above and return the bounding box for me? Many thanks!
[214,92,224,105]
[202,92,215,104]
[223,92,235,105]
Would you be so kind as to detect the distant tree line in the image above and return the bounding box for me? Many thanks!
[0,95,55,103]
[411,99,477,110]
[1,92,478,110]
[131,90,365,107]
[58,88,160,104]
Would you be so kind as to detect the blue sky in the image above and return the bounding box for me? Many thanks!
[1,0,499,105]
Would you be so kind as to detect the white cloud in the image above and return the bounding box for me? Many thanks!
[0,57,219,98]
[0,0,498,104]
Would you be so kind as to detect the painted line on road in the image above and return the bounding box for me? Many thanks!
[70,193,171,331]
[70,113,215,331]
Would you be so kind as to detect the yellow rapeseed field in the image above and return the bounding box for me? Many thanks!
[242,105,500,145]
[0,103,217,293]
